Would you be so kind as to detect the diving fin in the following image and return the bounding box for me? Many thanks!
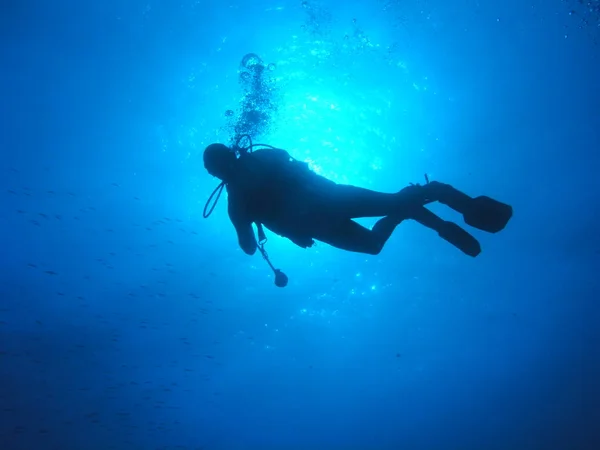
[437,221,481,257]
[424,182,513,234]
[411,206,481,257]
[463,196,513,233]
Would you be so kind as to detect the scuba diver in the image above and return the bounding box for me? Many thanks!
[203,135,513,287]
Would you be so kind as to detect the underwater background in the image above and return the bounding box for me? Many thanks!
[1,0,599,449]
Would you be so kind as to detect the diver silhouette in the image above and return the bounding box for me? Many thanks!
[203,136,512,286]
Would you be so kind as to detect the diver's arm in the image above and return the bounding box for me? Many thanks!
[228,198,257,255]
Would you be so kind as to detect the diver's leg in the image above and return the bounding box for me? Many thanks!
[326,184,430,219]
[313,216,407,255]
[322,182,512,233]
[313,209,481,257]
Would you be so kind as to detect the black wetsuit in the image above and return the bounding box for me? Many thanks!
[226,147,512,257]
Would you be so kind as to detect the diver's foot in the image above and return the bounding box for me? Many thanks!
[438,221,481,257]
[463,196,513,233]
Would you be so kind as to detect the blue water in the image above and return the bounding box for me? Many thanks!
[2,1,599,449]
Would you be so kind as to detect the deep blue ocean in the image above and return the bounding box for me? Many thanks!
[1,1,599,449]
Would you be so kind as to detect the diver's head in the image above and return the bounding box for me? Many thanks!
[203,143,237,182]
